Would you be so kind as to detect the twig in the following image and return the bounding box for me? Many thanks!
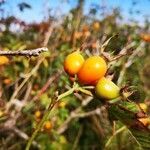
[25,101,56,150]
[57,97,101,134]
[100,35,118,53]
[71,108,101,118]
[25,85,78,150]
[43,24,54,46]
[91,115,105,138]
[12,127,41,149]
[4,134,15,148]
[6,58,43,111]
[0,47,48,57]
[104,126,127,149]
[72,126,83,150]
[117,42,144,86]
[32,70,62,101]
[102,42,135,62]
[0,126,40,149]
[1,83,32,135]
[5,21,55,149]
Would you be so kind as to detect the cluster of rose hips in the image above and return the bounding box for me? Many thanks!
[63,51,150,127]
[64,51,120,100]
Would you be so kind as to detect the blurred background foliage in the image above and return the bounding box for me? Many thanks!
[0,0,150,150]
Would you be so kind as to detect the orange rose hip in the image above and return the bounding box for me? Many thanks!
[77,56,107,85]
[64,51,85,76]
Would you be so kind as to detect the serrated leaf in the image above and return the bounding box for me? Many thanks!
[108,104,150,150]
[130,129,150,150]
[120,101,139,113]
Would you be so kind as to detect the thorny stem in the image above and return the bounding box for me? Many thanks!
[6,58,44,112]
[0,47,48,57]
[25,85,78,150]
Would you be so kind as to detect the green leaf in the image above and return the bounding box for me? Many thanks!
[108,104,150,150]
[119,101,139,113]
[78,87,93,96]
[40,94,51,107]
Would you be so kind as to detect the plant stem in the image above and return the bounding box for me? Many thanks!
[57,87,76,100]
[0,47,48,56]
[104,126,126,149]
[25,87,76,150]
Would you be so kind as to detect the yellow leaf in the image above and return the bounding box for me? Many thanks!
[0,56,9,65]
